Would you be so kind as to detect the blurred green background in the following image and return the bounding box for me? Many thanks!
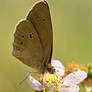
[0,0,92,92]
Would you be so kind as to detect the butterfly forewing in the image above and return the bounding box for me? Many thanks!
[13,20,44,71]
[27,0,53,66]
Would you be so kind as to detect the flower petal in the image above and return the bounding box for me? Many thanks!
[51,60,65,76]
[58,85,79,92]
[27,75,43,91]
[62,71,87,86]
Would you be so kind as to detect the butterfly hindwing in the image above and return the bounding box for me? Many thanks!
[13,20,44,71]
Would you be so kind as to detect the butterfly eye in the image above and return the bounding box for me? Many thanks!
[48,68,54,74]
[48,68,52,71]
[48,68,55,74]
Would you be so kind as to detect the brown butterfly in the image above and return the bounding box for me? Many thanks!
[12,0,54,74]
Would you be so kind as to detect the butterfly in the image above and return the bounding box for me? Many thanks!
[12,0,54,74]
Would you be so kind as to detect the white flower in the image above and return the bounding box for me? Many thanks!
[26,60,87,92]
[27,75,43,91]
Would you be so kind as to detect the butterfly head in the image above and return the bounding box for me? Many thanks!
[47,64,55,74]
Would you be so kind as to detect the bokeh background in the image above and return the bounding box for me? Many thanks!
[0,0,92,92]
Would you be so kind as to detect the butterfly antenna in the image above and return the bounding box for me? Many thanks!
[19,72,30,85]
[19,72,40,85]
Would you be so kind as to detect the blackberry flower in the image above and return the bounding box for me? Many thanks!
[27,60,87,92]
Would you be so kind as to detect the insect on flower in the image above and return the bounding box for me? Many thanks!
[27,60,87,92]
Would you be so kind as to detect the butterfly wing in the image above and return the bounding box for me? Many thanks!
[27,0,53,66]
[13,0,53,72]
[13,20,44,71]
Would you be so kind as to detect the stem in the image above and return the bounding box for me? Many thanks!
[78,83,86,92]
[43,88,45,92]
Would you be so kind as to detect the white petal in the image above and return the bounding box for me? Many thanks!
[27,75,43,91]
[62,71,87,86]
[58,85,79,92]
[49,88,53,92]
[51,60,65,76]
